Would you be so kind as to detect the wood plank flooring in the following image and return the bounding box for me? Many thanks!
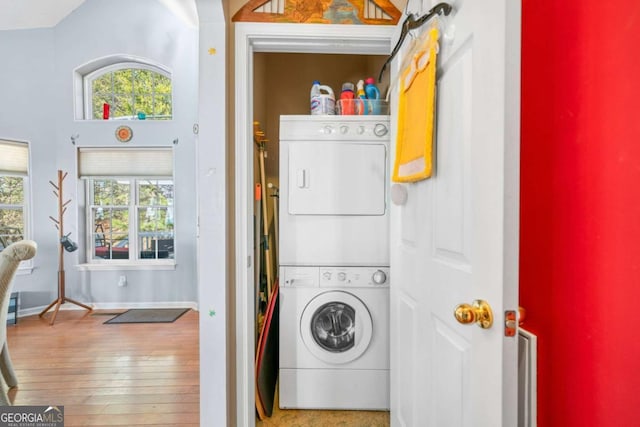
[6,309,389,426]
[5,309,199,426]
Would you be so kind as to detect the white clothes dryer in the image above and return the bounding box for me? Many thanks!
[279,115,390,267]
[279,266,389,410]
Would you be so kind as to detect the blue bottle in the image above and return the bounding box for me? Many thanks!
[364,77,381,114]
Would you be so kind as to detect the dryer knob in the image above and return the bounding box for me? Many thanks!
[372,270,387,285]
[340,125,349,134]
[373,123,388,137]
[338,272,347,281]
[322,271,332,281]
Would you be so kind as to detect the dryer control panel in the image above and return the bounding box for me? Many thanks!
[280,115,389,141]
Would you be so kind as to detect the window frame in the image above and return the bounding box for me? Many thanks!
[0,173,33,273]
[86,177,176,266]
[83,62,173,121]
[0,138,32,273]
[0,174,29,244]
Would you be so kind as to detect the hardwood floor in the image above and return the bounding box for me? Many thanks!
[6,309,389,426]
[5,309,199,426]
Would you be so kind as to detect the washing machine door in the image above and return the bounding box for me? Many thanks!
[300,290,373,364]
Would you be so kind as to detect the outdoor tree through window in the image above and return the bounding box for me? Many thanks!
[0,139,29,252]
[87,64,172,120]
[0,176,25,251]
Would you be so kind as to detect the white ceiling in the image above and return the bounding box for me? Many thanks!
[0,0,86,30]
[0,0,198,31]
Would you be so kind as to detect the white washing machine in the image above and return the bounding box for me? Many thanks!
[279,266,390,410]
[278,116,390,410]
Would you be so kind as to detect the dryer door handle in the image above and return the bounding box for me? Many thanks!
[297,168,307,188]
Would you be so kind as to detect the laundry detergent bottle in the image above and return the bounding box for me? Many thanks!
[310,81,336,115]
[364,77,381,115]
[339,82,356,115]
[356,79,367,115]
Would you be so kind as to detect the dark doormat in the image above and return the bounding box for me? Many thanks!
[104,308,190,324]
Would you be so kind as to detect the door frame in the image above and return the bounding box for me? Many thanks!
[234,22,395,427]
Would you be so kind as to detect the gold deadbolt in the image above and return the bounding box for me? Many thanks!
[454,300,494,329]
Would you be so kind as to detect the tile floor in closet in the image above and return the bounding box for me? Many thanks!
[256,388,390,427]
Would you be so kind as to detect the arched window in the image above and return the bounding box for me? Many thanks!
[83,62,172,120]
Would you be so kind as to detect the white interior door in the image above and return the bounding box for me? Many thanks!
[389,1,521,426]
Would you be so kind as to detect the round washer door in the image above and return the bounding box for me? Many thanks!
[300,290,373,365]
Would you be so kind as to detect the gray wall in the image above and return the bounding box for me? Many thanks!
[0,0,199,310]
[0,28,58,308]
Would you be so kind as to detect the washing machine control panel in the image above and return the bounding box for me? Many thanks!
[319,267,390,288]
[281,266,390,288]
[281,266,320,287]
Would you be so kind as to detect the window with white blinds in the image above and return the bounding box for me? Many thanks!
[0,139,29,255]
[79,147,175,264]
[0,140,29,176]
[77,147,173,178]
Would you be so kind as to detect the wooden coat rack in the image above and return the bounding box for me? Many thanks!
[39,170,92,325]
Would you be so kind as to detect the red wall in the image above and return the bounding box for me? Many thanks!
[520,0,640,425]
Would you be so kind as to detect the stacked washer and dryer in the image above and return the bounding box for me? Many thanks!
[278,115,390,410]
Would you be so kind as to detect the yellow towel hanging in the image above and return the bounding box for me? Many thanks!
[393,27,440,183]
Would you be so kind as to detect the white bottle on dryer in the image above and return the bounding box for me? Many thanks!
[310,81,335,115]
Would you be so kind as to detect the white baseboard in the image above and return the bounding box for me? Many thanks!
[19,301,199,318]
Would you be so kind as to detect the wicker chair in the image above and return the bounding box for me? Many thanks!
[0,240,37,405]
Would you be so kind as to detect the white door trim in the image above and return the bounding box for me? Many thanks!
[195,2,227,426]
[234,22,394,427]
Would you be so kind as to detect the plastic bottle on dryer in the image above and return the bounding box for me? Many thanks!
[310,81,336,115]
[364,77,381,115]
[339,82,355,115]
[356,79,367,115]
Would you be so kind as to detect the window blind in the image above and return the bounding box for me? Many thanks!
[78,147,173,178]
[0,140,29,176]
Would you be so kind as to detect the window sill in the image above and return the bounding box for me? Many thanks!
[16,266,35,275]
[75,262,176,271]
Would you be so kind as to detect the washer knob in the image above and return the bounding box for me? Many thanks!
[372,270,387,285]
[322,271,332,281]
[340,125,349,134]
[323,125,334,135]
[357,126,365,135]
[338,272,347,281]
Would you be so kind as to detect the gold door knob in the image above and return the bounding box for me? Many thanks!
[454,300,494,329]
